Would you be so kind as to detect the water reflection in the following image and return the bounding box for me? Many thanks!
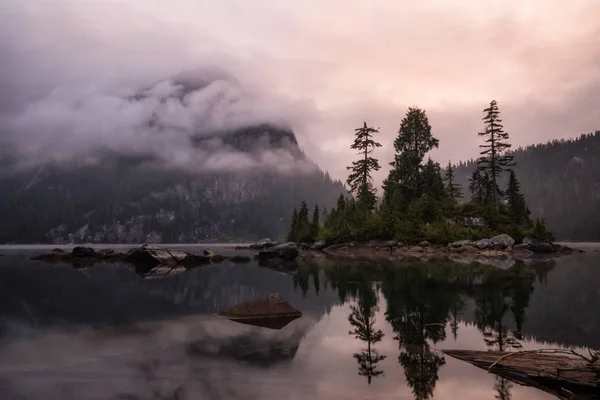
[1,249,600,400]
[347,282,386,384]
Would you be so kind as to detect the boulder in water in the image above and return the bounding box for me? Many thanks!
[217,293,302,329]
[72,246,97,258]
[123,244,188,268]
[271,242,299,261]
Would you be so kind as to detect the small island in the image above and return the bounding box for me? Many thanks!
[286,102,559,252]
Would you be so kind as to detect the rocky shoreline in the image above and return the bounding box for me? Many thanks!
[28,235,581,276]
[239,234,580,259]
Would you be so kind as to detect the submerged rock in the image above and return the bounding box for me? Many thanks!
[217,293,302,329]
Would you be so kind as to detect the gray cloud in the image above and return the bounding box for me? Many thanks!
[1,0,599,183]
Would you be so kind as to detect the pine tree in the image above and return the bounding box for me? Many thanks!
[311,204,320,240]
[443,161,463,200]
[477,100,514,207]
[295,201,312,242]
[421,158,446,200]
[287,208,298,241]
[383,107,439,210]
[469,168,485,204]
[346,122,382,212]
[506,170,530,224]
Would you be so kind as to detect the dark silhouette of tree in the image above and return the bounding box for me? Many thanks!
[477,100,514,207]
[443,161,463,200]
[506,170,530,225]
[348,282,386,384]
[383,269,451,400]
[383,107,439,211]
[494,377,513,400]
[449,295,466,341]
[346,122,382,212]
[287,208,298,241]
[421,158,446,200]
[469,168,485,204]
[311,204,320,239]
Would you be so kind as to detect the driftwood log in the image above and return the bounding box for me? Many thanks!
[444,350,600,400]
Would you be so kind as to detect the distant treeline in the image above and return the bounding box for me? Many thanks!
[454,131,600,241]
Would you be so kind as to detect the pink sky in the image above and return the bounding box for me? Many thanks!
[2,0,599,184]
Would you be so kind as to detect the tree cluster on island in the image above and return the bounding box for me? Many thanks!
[288,101,554,244]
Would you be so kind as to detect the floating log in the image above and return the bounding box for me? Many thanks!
[444,350,600,400]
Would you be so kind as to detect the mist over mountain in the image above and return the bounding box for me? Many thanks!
[0,71,345,244]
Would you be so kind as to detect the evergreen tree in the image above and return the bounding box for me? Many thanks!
[469,168,485,204]
[287,208,298,241]
[383,107,439,210]
[421,158,446,200]
[346,122,382,212]
[311,204,320,240]
[295,201,312,242]
[443,161,462,200]
[477,100,514,207]
[506,170,530,224]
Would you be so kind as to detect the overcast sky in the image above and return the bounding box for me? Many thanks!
[1,0,599,184]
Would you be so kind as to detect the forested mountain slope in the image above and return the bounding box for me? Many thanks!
[0,73,345,244]
[454,131,600,241]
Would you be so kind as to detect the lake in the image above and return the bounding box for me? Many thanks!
[0,245,599,400]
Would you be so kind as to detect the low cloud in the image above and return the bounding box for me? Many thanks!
[1,0,600,184]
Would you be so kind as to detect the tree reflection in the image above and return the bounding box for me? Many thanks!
[383,268,453,400]
[348,282,386,384]
[494,377,513,400]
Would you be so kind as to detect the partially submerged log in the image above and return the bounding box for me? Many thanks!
[217,294,302,330]
[444,350,600,400]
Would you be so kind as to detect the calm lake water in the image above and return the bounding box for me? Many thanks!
[0,245,599,400]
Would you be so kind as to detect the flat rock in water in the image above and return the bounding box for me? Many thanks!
[217,294,302,329]
[123,244,188,267]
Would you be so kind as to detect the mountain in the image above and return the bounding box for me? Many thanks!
[0,74,345,244]
[454,131,600,241]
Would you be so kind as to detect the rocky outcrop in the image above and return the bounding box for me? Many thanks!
[488,234,516,250]
[249,238,280,250]
[217,293,302,329]
[271,242,300,261]
[31,244,251,271]
[310,240,328,251]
